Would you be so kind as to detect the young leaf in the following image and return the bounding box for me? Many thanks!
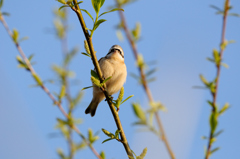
[91,69,99,79]
[32,73,43,86]
[102,138,114,144]
[59,85,66,100]
[99,0,105,8]
[132,103,146,123]
[210,147,220,155]
[114,129,121,139]
[93,19,107,31]
[219,103,230,115]
[137,147,147,159]
[99,8,124,18]
[64,47,78,66]
[91,76,101,87]
[146,68,157,77]
[91,0,100,14]
[81,9,94,22]
[81,52,91,57]
[213,129,224,138]
[102,128,114,138]
[57,0,66,4]
[199,74,209,86]
[121,95,134,105]
[209,111,218,134]
[0,0,3,9]
[84,40,91,55]
[12,29,19,43]
[81,85,94,91]
[59,5,69,11]
[100,151,106,159]
[115,87,124,108]
[102,76,112,84]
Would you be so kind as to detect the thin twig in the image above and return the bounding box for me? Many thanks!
[116,1,175,159]
[0,15,102,159]
[205,0,230,159]
[71,1,134,158]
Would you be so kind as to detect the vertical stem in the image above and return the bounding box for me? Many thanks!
[71,1,134,158]
[205,1,229,159]
[116,2,175,159]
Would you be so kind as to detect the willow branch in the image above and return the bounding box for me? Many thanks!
[116,1,175,159]
[71,1,134,158]
[0,15,102,159]
[205,0,230,158]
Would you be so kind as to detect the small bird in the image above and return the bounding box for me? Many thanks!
[85,45,127,117]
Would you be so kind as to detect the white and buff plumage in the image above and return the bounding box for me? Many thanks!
[85,45,127,116]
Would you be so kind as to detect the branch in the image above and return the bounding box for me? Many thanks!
[71,1,134,158]
[115,1,175,159]
[0,15,102,159]
[205,0,230,158]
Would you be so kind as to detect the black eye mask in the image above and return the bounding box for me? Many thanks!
[107,48,124,58]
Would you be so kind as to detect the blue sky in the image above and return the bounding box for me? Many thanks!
[0,0,240,159]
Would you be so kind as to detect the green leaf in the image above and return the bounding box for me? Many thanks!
[88,128,99,143]
[219,103,230,115]
[221,63,229,68]
[209,110,218,134]
[210,5,222,12]
[59,85,66,100]
[100,0,105,8]
[102,138,114,144]
[132,22,141,42]
[64,47,78,66]
[12,29,19,43]
[210,147,220,155]
[132,103,146,123]
[84,40,91,55]
[57,148,65,158]
[199,74,209,86]
[213,129,224,138]
[93,19,106,31]
[81,52,91,57]
[2,12,10,16]
[81,85,94,90]
[91,69,99,79]
[220,40,228,50]
[115,87,124,108]
[137,147,147,159]
[228,13,240,17]
[100,151,106,159]
[73,90,84,107]
[91,0,100,14]
[59,5,69,11]
[146,68,157,77]
[136,54,145,69]
[28,54,34,61]
[32,73,43,86]
[81,9,94,22]
[121,95,134,105]
[102,128,114,138]
[0,0,3,9]
[91,76,101,87]
[102,76,112,84]
[57,0,66,4]
[212,49,220,65]
[114,129,121,139]
[149,101,166,112]
[99,8,124,18]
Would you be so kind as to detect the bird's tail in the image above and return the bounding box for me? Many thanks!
[85,98,100,117]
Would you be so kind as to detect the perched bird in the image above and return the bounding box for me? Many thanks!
[85,45,127,116]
